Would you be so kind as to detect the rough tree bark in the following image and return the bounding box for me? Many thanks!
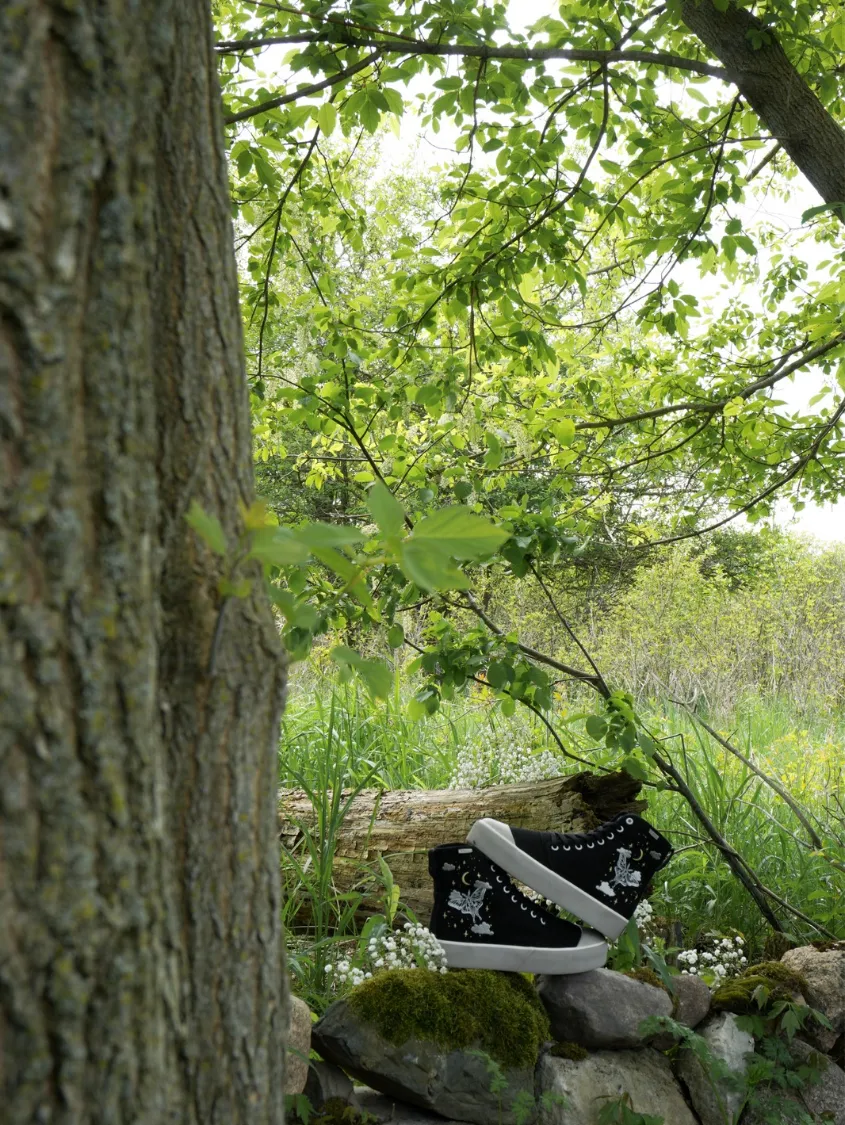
[0,3,287,1123]
[682,0,845,209]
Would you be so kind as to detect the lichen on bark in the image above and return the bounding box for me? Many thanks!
[0,2,287,1122]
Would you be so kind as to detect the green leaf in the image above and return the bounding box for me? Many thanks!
[407,696,427,721]
[412,506,509,560]
[317,102,337,136]
[217,576,252,598]
[248,526,310,567]
[637,731,658,758]
[619,755,649,782]
[294,522,365,548]
[486,660,514,690]
[500,695,516,717]
[585,715,608,740]
[387,623,405,648]
[186,500,227,557]
[400,540,470,590]
[367,482,405,537]
[330,646,393,700]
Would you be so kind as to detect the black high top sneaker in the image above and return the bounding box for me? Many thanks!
[467,814,673,940]
[429,843,607,973]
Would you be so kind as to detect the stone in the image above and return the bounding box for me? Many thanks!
[304,1059,354,1109]
[536,969,672,1050]
[285,996,313,1095]
[675,1012,753,1125]
[313,998,536,1125]
[354,1087,467,1125]
[536,1049,699,1125]
[742,1039,845,1125]
[782,944,845,1052]
[673,973,712,1029]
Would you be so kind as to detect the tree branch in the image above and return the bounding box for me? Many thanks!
[576,331,845,431]
[216,34,733,81]
[223,50,381,125]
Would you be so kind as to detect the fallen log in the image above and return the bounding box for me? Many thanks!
[279,771,646,926]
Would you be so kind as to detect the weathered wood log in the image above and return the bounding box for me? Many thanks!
[279,771,646,926]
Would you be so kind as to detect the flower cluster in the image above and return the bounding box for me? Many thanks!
[366,922,448,974]
[677,934,747,983]
[327,922,447,993]
[633,900,655,929]
[448,737,562,789]
[328,960,371,989]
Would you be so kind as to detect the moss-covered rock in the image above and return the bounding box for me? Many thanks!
[712,960,808,1016]
[346,969,550,1070]
[549,1040,589,1061]
[623,967,669,993]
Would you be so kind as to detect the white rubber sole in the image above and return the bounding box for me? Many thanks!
[438,931,607,974]
[467,818,629,940]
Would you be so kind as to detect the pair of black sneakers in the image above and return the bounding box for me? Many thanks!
[428,813,673,974]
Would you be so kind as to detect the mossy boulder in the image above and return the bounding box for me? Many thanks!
[712,961,808,1016]
[346,968,549,1069]
[313,971,549,1125]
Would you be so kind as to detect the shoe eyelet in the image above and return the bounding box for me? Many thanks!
[564,845,571,851]
[625,818,634,825]
[587,842,594,849]
[520,904,527,910]
[575,844,583,851]
[530,911,536,918]
[541,919,546,926]
[598,839,605,845]
[551,845,559,851]
[511,895,518,903]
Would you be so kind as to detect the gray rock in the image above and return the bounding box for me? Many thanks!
[673,973,712,1029]
[741,1039,845,1125]
[537,1049,699,1125]
[782,944,845,1052]
[675,1011,753,1125]
[285,996,313,1095]
[354,1087,467,1125]
[304,1059,354,1109]
[536,969,672,1050]
[791,1038,845,1125]
[313,999,535,1125]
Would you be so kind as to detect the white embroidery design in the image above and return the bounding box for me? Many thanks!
[471,921,494,935]
[448,879,491,924]
[597,847,642,898]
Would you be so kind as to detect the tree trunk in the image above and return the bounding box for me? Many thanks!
[0,3,287,1123]
[280,771,646,926]
[681,0,845,209]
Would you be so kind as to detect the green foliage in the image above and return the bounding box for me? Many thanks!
[346,969,550,1070]
[214,0,845,735]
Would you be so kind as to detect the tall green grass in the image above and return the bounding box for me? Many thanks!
[280,678,845,956]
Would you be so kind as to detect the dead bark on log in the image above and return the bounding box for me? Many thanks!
[279,771,645,926]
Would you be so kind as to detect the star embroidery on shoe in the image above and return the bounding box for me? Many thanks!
[447,879,491,923]
[597,847,642,898]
